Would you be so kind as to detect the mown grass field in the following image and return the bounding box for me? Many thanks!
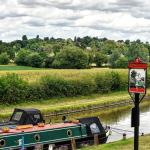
[0,65,40,71]
[81,135,150,150]
[0,65,127,82]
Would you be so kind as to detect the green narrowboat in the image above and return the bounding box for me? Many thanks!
[0,108,109,150]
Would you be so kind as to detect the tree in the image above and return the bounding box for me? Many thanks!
[28,53,43,68]
[127,42,149,62]
[0,52,10,64]
[52,44,62,55]
[22,35,28,47]
[36,35,39,40]
[115,57,128,68]
[44,56,54,68]
[109,50,120,68]
[22,35,28,41]
[94,52,108,67]
[15,49,30,66]
[87,52,95,66]
[44,37,49,41]
[52,46,89,69]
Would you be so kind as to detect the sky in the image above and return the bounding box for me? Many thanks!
[0,0,150,42]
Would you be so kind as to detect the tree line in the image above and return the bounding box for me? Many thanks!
[0,35,149,68]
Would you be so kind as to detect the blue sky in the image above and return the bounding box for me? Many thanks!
[0,0,150,42]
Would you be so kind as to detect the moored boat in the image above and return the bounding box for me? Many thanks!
[0,108,110,150]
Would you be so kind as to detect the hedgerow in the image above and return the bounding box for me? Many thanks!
[0,70,149,104]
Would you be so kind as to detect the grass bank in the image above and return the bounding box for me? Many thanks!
[0,91,130,118]
[1,90,150,119]
[81,135,150,150]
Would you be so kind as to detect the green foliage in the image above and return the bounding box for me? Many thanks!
[1,36,150,69]
[94,52,107,67]
[28,52,43,68]
[127,42,149,62]
[0,70,138,104]
[52,46,89,69]
[26,83,47,100]
[87,52,94,65]
[0,74,28,103]
[52,44,61,55]
[95,71,128,93]
[40,76,96,97]
[22,35,28,41]
[95,73,113,93]
[15,49,30,66]
[109,50,120,68]
[115,57,128,68]
[22,35,28,47]
[44,56,54,68]
[110,71,125,90]
[0,52,10,64]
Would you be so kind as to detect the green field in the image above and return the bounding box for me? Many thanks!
[0,65,127,82]
[0,65,40,71]
[81,135,150,150]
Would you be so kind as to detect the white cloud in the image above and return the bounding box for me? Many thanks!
[0,0,150,41]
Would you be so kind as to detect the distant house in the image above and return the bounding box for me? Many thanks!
[86,47,92,51]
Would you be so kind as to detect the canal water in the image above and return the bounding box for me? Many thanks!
[47,100,150,143]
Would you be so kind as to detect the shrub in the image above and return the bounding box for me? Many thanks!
[0,70,132,104]
[0,52,10,65]
[115,57,128,68]
[95,73,112,93]
[40,76,96,98]
[0,74,28,103]
[110,71,121,90]
[26,83,47,100]
[95,52,107,67]
[15,49,30,66]
[44,56,54,68]
[28,53,43,68]
[95,71,128,93]
[69,78,96,96]
[109,50,120,68]
[40,76,71,97]
[52,46,89,69]
[110,71,127,91]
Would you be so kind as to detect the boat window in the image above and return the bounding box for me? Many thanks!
[33,114,40,119]
[11,111,23,121]
[90,123,100,134]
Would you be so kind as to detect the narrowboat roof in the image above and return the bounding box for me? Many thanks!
[0,123,81,136]
[14,108,41,114]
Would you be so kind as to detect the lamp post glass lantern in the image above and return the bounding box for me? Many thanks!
[128,57,148,150]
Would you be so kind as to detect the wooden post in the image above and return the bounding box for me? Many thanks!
[71,138,76,150]
[123,133,127,140]
[34,144,43,150]
[94,134,99,145]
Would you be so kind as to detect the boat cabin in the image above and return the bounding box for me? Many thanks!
[0,108,44,127]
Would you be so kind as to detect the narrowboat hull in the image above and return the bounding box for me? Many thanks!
[0,123,87,149]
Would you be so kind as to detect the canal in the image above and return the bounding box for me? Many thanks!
[47,100,150,143]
